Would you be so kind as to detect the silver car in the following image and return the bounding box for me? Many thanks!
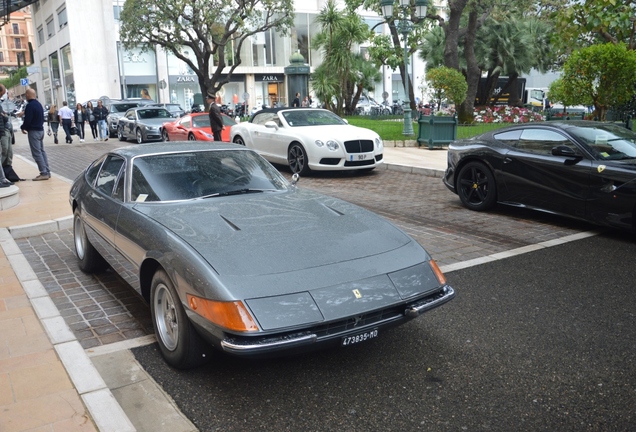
[117,107,173,143]
[69,143,455,368]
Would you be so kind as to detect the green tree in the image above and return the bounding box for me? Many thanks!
[547,77,584,113]
[554,0,636,51]
[561,43,636,120]
[312,0,376,115]
[425,66,467,111]
[119,0,294,108]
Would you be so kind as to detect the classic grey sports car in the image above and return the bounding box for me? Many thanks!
[69,142,455,368]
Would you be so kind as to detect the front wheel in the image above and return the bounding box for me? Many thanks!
[457,161,497,211]
[117,127,127,142]
[136,129,144,144]
[73,208,107,273]
[188,133,196,141]
[233,135,246,146]
[288,143,310,175]
[162,129,169,141]
[150,270,211,369]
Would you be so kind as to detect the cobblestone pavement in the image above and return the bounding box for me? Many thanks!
[12,142,595,349]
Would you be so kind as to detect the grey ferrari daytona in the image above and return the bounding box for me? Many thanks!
[69,142,455,368]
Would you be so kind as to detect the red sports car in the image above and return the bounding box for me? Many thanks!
[162,112,236,142]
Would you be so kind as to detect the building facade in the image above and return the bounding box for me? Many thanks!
[0,9,35,77]
[29,0,432,111]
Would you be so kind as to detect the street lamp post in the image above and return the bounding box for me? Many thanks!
[381,0,428,136]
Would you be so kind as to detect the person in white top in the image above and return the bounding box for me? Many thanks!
[58,101,74,144]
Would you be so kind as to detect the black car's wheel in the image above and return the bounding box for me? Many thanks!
[136,129,144,144]
[233,135,245,146]
[162,129,169,141]
[73,208,107,273]
[150,269,210,369]
[457,161,497,211]
[188,133,196,141]
[288,142,310,175]
[117,126,126,142]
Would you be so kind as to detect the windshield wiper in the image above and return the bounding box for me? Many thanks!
[200,188,278,198]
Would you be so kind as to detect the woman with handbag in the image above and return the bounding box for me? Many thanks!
[74,103,86,143]
[86,101,98,141]
[47,105,60,144]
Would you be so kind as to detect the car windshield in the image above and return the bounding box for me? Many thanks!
[137,108,172,119]
[569,124,636,160]
[130,149,289,202]
[282,110,347,127]
[192,116,210,128]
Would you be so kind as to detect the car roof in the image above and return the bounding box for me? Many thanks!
[250,107,326,121]
[110,142,247,159]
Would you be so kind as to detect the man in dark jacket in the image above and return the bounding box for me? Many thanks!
[207,93,224,141]
[93,99,109,140]
[20,88,50,180]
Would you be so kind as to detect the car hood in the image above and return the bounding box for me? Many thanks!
[138,119,169,127]
[134,188,410,277]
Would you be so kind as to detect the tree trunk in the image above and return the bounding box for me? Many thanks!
[458,7,479,123]
[443,0,467,70]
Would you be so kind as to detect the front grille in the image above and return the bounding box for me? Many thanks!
[344,139,374,153]
[344,159,375,167]
[312,306,404,337]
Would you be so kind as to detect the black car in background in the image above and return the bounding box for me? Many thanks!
[444,121,636,231]
[150,103,185,118]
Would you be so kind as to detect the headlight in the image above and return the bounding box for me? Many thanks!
[375,137,383,150]
[315,140,339,151]
[146,126,159,131]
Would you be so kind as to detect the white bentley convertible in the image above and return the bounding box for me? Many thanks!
[230,108,384,174]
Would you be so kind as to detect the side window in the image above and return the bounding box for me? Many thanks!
[85,156,105,186]
[252,112,276,125]
[493,130,522,146]
[96,156,125,196]
[516,129,577,155]
[181,119,191,128]
[112,169,126,202]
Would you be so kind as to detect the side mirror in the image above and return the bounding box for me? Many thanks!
[291,173,300,186]
[264,121,279,130]
[552,145,577,157]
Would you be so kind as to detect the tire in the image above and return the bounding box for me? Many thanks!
[288,143,310,175]
[73,208,107,273]
[233,135,245,146]
[117,126,127,142]
[457,161,497,211]
[162,129,169,141]
[150,269,211,369]
[136,128,144,144]
[188,133,196,141]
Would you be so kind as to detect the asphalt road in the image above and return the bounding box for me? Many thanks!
[132,231,635,432]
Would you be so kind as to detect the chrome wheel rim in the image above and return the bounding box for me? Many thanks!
[154,283,179,351]
[234,137,245,146]
[73,215,86,260]
[289,145,305,173]
[136,130,143,144]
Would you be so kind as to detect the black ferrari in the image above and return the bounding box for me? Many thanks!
[443,121,636,231]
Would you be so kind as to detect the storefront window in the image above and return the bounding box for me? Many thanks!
[60,44,75,105]
[167,47,200,110]
[120,46,158,100]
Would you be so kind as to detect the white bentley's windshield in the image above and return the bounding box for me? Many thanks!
[282,109,347,127]
[130,149,288,202]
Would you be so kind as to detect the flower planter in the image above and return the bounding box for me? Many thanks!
[417,114,458,149]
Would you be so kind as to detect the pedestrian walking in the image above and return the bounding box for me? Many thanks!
[0,84,12,187]
[93,100,109,141]
[20,88,50,181]
[292,92,300,108]
[47,104,60,144]
[58,101,74,143]
[86,101,98,140]
[74,103,86,142]
[206,93,224,141]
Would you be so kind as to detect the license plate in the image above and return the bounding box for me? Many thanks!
[350,154,369,161]
[341,328,378,346]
